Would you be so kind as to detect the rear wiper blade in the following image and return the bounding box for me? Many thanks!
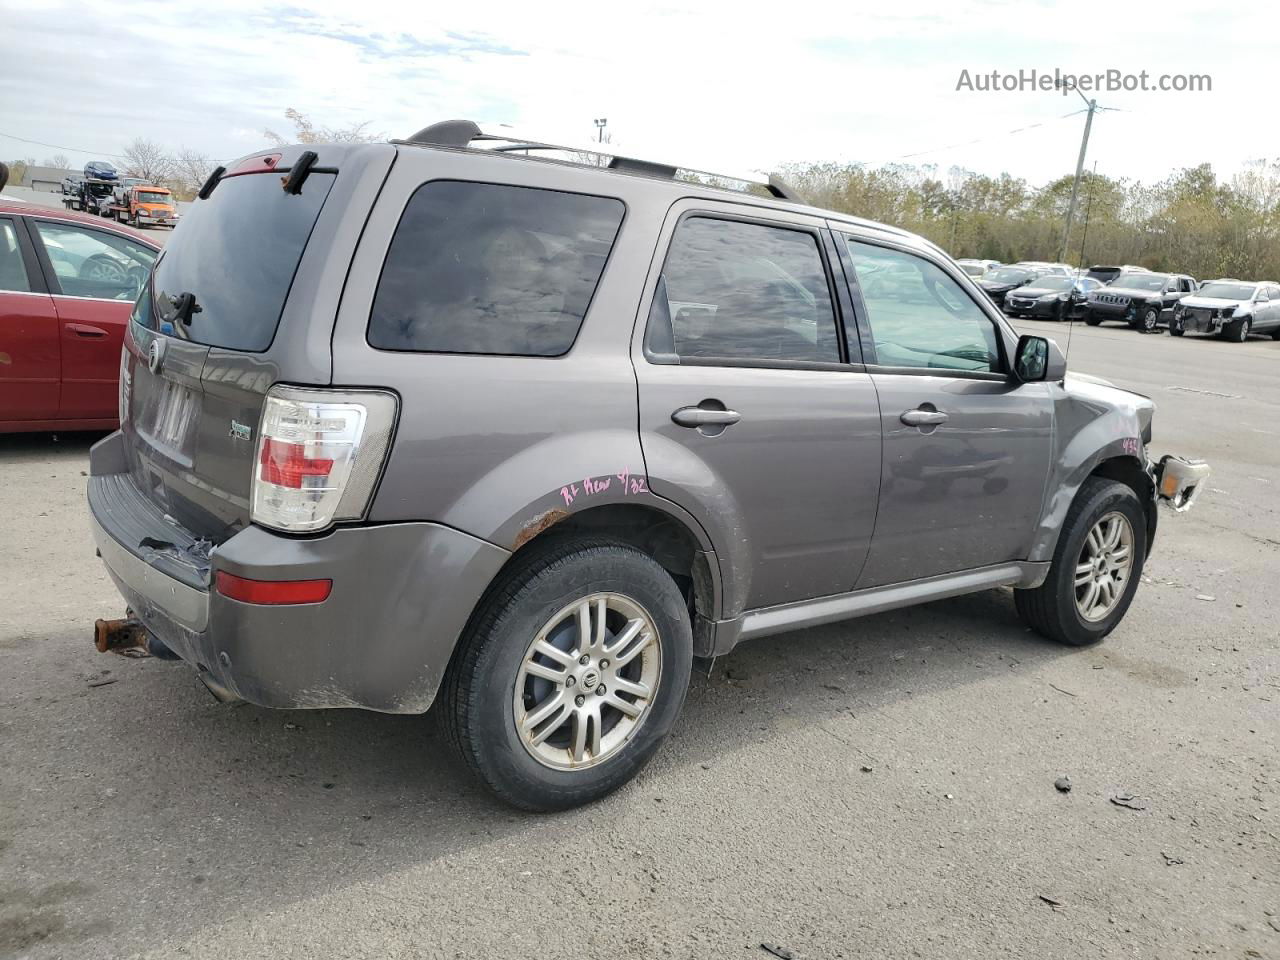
[160,291,202,326]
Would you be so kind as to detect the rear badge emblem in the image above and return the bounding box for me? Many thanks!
[147,339,165,374]
[229,420,252,442]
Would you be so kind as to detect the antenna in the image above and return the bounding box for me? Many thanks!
[1064,159,1098,364]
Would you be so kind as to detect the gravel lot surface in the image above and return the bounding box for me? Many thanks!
[1,318,1277,959]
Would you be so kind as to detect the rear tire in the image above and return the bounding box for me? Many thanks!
[445,536,693,811]
[1014,477,1147,646]
[1084,312,1102,326]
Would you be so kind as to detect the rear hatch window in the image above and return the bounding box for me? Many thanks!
[142,170,334,350]
[122,164,338,543]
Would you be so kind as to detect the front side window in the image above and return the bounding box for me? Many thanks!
[32,220,155,301]
[847,239,1001,373]
[649,216,840,363]
[0,219,31,293]
[369,181,624,357]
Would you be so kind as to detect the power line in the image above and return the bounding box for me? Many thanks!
[0,129,231,163]
[863,110,1084,168]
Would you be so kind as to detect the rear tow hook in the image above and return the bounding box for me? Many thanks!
[93,616,151,658]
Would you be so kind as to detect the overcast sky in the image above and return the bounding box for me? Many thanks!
[3,0,1274,187]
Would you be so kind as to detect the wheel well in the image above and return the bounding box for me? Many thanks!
[1089,455,1157,547]
[508,503,716,625]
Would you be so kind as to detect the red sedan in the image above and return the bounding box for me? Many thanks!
[0,199,161,432]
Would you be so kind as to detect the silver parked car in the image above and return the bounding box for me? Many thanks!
[1171,279,1280,341]
[956,257,1001,278]
[87,122,1210,810]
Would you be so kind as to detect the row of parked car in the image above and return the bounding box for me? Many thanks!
[957,259,1280,342]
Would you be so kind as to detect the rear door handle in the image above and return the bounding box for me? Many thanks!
[900,408,948,427]
[67,323,108,338]
[672,406,741,428]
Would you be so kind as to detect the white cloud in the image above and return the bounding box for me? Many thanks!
[1,0,1275,188]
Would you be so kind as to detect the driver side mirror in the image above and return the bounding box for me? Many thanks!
[1013,334,1067,383]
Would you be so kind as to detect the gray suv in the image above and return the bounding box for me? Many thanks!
[87,122,1210,810]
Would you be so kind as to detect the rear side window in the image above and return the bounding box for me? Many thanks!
[369,181,624,357]
[649,216,840,363]
[145,171,334,351]
[32,220,155,301]
[0,219,30,292]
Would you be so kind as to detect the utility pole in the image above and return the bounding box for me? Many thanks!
[1077,160,1098,269]
[1058,84,1097,262]
[594,118,607,143]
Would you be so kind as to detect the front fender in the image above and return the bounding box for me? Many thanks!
[1029,377,1155,562]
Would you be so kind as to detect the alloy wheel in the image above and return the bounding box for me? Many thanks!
[1074,511,1134,622]
[513,593,662,770]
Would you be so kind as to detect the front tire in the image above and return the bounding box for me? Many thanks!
[1014,477,1147,646]
[1084,311,1102,326]
[1226,317,1251,342]
[445,537,693,811]
[1133,306,1160,332]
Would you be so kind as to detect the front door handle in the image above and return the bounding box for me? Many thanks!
[67,323,107,338]
[900,408,948,427]
[672,406,741,428]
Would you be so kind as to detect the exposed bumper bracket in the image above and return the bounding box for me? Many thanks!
[1155,454,1210,512]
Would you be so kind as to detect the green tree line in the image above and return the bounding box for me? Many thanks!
[782,159,1280,281]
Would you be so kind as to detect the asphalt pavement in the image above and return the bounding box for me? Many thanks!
[1,318,1276,959]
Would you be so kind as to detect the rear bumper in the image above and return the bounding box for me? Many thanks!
[88,432,510,713]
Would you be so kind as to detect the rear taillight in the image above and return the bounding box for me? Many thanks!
[250,386,397,533]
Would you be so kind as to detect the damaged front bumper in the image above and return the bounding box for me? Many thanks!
[1153,454,1210,512]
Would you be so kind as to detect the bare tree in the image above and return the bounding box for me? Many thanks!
[570,128,615,168]
[45,153,70,170]
[264,108,378,145]
[4,158,35,186]
[172,147,216,196]
[122,138,173,183]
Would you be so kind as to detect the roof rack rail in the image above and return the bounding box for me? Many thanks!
[402,120,803,203]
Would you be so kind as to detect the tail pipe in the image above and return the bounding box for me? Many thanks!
[94,616,149,656]
[92,616,180,660]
